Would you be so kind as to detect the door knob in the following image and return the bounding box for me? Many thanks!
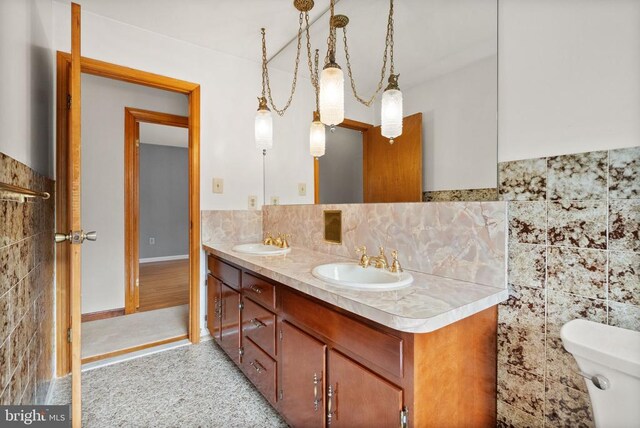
[54,230,98,244]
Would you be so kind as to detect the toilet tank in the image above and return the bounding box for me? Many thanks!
[561,319,640,427]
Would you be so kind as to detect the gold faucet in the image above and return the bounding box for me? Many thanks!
[266,232,291,249]
[368,246,390,269]
[263,232,274,246]
[389,250,403,273]
[356,246,370,268]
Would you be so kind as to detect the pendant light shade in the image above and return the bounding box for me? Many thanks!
[381,74,403,143]
[255,97,273,151]
[319,64,344,126]
[309,111,326,157]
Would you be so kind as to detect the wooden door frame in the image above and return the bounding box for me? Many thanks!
[313,118,373,204]
[124,107,189,314]
[55,51,201,376]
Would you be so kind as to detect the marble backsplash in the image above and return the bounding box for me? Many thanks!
[263,202,507,289]
[0,153,55,405]
[496,146,640,428]
[201,210,262,244]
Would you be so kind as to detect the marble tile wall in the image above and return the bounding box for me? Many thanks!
[201,210,262,244]
[0,153,55,405]
[423,187,499,202]
[263,202,507,288]
[496,146,640,427]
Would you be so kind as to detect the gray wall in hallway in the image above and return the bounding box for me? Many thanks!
[139,143,189,259]
[319,126,363,204]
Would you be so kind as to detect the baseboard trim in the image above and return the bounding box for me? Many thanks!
[81,334,189,365]
[81,308,125,323]
[139,254,189,264]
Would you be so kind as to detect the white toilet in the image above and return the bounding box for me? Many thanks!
[561,319,640,427]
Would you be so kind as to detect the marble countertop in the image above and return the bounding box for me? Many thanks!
[203,243,508,334]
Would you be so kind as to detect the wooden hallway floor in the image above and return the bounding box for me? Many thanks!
[139,259,189,312]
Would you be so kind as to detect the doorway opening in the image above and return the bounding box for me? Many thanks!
[55,52,201,374]
[314,113,423,204]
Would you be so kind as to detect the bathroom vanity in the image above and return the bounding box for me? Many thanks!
[203,243,507,427]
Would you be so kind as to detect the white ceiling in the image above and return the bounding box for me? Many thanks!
[140,123,188,148]
[62,0,496,92]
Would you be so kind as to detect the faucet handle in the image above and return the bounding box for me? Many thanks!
[390,250,403,273]
[280,233,292,249]
[355,245,369,268]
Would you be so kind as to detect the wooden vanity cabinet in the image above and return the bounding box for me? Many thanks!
[205,254,498,428]
[207,257,242,364]
[206,274,222,340]
[279,321,326,427]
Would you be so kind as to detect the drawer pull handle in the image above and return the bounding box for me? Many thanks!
[249,360,265,374]
[250,318,266,329]
[313,372,323,411]
[250,285,263,294]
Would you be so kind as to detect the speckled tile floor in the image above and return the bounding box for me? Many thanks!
[50,341,288,427]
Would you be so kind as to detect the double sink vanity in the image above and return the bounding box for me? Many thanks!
[203,221,508,428]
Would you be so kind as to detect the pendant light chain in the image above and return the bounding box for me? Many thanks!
[261,12,307,116]
[342,0,395,106]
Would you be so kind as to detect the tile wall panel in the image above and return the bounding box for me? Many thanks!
[496,146,640,427]
[0,153,55,405]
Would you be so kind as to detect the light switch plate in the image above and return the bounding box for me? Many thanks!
[298,183,307,196]
[212,178,224,194]
[271,196,280,205]
[248,195,258,210]
[149,237,155,245]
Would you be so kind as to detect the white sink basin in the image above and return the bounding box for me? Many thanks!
[232,243,291,256]
[311,263,413,291]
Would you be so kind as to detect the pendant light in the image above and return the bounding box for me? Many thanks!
[254,96,273,151]
[381,74,402,143]
[320,3,345,127]
[310,111,325,157]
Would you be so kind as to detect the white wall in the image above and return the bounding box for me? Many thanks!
[498,0,640,161]
[0,0,54,177]
[403,56,497,191]
[80,74,188,313]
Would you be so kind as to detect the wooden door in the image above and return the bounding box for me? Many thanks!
[327,349,403,428]
[363,113,423,202]
[220,283,241,363]
[69,3,83,427]
[206,275,222,340]
[279,322,326,427]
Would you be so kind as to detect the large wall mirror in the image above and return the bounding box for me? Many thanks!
[266,0,497,204]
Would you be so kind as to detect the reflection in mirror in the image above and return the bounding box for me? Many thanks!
[266,0,498,204]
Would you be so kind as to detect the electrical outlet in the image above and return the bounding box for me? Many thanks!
[298,183,307,196]
[248,195,258,210]
[271,196,280,205]
[149,237,155,245]
[212,178,224,194]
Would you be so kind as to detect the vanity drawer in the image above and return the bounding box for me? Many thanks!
[282,289,404,380]
[242,272,276,310]
[208,256,241,290]
[242,298,277,357]
[241,338,277,404]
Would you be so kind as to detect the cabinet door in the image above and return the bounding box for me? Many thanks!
[220,283,241,363]
[328,349,403,428]
[279,322,326,427]
[206,275,222,341]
